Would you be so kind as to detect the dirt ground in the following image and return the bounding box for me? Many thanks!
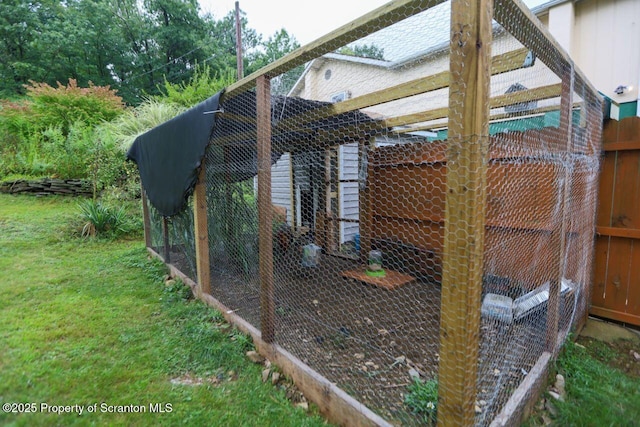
[164,244,564,425]
[576,320,640,379]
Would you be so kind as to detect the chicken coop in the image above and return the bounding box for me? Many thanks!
[128,0,603,425]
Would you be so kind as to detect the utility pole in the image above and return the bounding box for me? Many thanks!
[235,1,243,79]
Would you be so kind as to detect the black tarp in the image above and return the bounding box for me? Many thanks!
[127,89,379,217]
[127,92,222,217]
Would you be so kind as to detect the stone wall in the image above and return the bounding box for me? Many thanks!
[0,178,92,197]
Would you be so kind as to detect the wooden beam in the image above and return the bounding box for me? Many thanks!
[277,48,530,130]
[438,0,492,425]
[400,103,583,134]
[257,75,275,343]
[493,0,598,97]
[603,140,640,152]
[214,48,535,149]
[222,0,446,100]
[589,306,640,326]
[148,246,391,427]
[385,83,561,128]
[140,185,152,248]
[547,67,573,354]
[193,164,211,296]
[162,216,171,264]
[360,138,373,264]
[489,352,552,427]
[596,226,640,240]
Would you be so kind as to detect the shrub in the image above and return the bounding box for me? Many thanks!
[25,79,124,134]
[0,80,125,181]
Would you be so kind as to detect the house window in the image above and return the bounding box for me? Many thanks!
[324,69,332,80]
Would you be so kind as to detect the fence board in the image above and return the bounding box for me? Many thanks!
[592,116,640,326]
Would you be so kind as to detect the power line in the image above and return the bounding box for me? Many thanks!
[119,45,203,84]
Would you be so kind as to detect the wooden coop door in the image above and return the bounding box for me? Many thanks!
[592,117,640,326]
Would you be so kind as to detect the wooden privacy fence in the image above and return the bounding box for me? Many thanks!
[593,116,640,326]
[135,0,603,426]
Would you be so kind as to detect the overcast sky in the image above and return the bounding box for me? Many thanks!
[199,0,551,45]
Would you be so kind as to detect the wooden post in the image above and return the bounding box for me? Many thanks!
[193,163,211,296]
[257,76,275,343]
[162,216,171,264]
[141,185,152,248]
[547,65,574,352]
[359,138,372,265]
[438,0,492,425]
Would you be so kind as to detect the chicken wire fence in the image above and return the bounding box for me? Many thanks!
[142,0,602,425]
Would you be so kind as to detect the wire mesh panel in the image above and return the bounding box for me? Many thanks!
[145,193,197,280]
[139,0,602,425]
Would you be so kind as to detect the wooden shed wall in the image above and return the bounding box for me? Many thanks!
[363,129,590,291]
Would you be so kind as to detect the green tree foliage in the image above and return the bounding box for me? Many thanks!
[158,64,236,108]
[248,29,302,95]
[0,1,301,105]
[337,43,385,60]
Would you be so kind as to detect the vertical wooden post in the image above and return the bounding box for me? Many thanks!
[438,0,492,425]
[359,138,372,265]
[257,76,275,343]
[194,163,211,296]
[141,185,152,248]
[162,216,171,264]
[547,65,574,352]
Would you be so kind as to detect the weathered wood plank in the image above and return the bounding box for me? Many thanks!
[385,84,561,128]
[547,68,573,353]
[493,0,598,98]
[489,352,552,427]
[141,185,152,248]
[437,0,493,425]
[222,0,446,100]
[193,164,211,296]
[148,246,392,427]
[257,75,275,343]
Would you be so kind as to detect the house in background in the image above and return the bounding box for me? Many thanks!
[268,0,639,256]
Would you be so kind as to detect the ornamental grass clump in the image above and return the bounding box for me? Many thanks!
[79,199,130,238]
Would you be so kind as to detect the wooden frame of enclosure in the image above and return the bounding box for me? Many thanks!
[145,0,601,425]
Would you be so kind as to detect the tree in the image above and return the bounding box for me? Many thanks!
[248,29,301,95]
[336,43,385,60]
[0,1,301,104]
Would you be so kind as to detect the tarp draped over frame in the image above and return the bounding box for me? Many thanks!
[127,92,223,217]
[127,88,378,217]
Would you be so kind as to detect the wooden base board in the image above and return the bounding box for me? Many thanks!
[147,247,391,427]
[341,268,416,290]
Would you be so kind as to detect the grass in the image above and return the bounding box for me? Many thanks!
[0,194,328,426]
[524,336,640,427]
[552,339,640,426]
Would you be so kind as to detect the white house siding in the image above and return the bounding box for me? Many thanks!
[271,153,293,224]
[287,1,624,244]
[339,142,360,243]
[571,0,640,103]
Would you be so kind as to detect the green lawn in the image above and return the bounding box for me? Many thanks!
[0,194,327,426]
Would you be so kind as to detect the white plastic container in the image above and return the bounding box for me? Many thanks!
[481,293,514,324]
